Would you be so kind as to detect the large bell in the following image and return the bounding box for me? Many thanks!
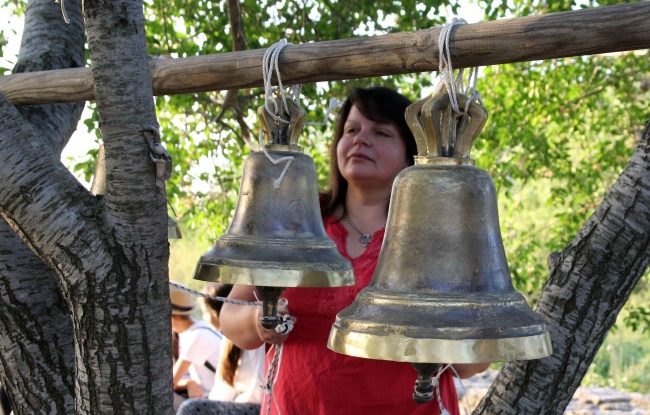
[194,99,354,326]
[328,89,551,401]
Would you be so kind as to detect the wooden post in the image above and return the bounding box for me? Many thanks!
[1,2,649,105]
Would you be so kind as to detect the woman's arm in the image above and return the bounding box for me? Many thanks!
[220,285,263,350]
[220,285,292,350]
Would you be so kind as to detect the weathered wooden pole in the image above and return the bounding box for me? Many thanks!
[1,1,649,105]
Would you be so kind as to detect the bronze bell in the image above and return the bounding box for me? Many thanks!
[328,89,552,401]
[194,99,354,327]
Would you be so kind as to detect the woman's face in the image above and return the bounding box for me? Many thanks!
[336,105,408,190]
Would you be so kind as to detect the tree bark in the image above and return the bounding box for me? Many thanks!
[475,121,650,414]
[81,0,173,412]
[0,0,173,413]
[0,221,75,414]
[0,0,85,413]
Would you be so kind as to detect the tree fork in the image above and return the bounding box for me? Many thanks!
[1,1,649,105]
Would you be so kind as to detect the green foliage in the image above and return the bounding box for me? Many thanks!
[479,52,650,306]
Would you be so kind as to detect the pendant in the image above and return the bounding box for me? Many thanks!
[359,234,373,247]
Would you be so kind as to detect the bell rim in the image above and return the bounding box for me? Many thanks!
[327,326,552,364]
[193,263,355,288]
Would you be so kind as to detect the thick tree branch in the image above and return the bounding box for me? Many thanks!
[82,0,173,412]
[475,121,650,414]
[0,90,172,414]
[217,0,255,149]
[0,0,85,412]
[0,220,75,414]
[14,0,86,154]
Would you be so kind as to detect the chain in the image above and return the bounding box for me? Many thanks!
[168,281,260,307]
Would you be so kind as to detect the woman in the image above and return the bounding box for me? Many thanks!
[221,86,488,414]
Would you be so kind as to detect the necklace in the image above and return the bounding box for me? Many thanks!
[345,213,374,247]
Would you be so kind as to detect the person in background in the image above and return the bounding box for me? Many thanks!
[220,86,489,415]
[171,283,222,411]
[177,283,265,415]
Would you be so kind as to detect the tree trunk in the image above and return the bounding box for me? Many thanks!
[475,121,650,414]
[0,0,85,413]
[0,0,173,413]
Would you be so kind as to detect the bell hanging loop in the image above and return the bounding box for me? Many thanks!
[257,94,306,150]
[405,86,488,163]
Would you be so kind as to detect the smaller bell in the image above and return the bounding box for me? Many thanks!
[194,99,354,327]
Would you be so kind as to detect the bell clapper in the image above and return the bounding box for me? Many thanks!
[412,363,442,404]
[256,286,287,329]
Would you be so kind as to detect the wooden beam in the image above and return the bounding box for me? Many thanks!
[1,2,649,105]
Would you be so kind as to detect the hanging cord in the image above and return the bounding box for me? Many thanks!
[259,39,341,187]
[54,0,70,24]
[261,344,284,415]
[168,281,260,307]
[259,39,296,188]
[262,39,300,125]
[448,365,473,415]
[305,97,344,127]
[426,364,453,415]
[433,18,484,118]
[258,130,294,189]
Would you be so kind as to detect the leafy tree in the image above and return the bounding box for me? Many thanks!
[0,0,648,413]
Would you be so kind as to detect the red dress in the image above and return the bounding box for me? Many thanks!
[264,216,460,415]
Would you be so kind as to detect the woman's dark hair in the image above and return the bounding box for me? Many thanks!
[320,86,417,219]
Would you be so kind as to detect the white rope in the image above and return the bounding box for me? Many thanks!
[258,129,294,189]
[262,344,285,415]
[448,365,473,415]
[259,39,296,188]
[305,98,343,127]
[54,0,70,24]
[433,18,483,118]
[434,364,453,415]
[262,39,300,125]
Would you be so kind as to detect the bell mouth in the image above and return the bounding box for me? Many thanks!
[327,328,552,364]
[194,234,355,287]
[194,263,355,288]
[327,290,552,363]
